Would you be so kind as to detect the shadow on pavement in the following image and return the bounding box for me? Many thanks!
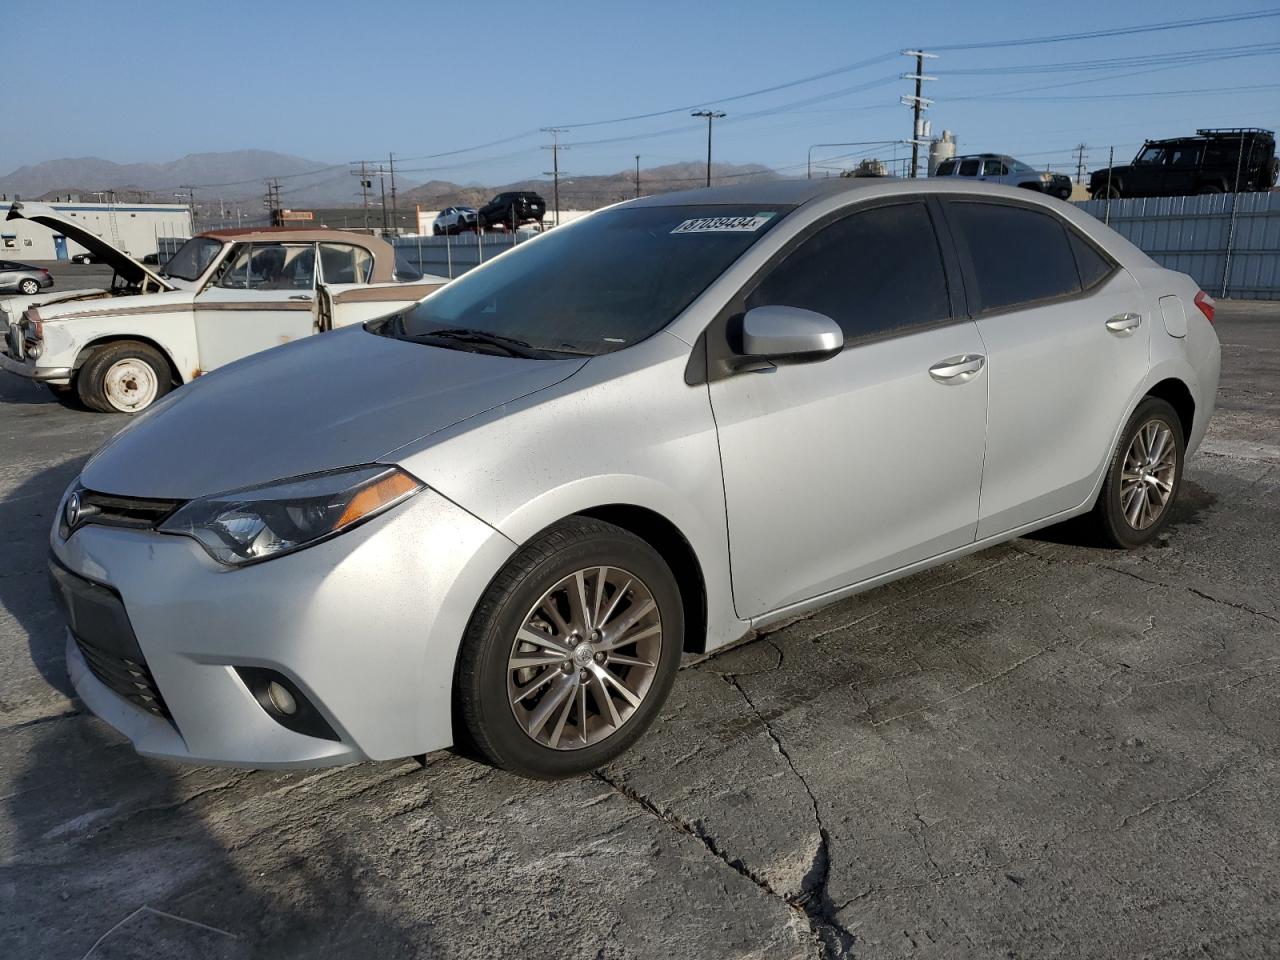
[0,458,432,959]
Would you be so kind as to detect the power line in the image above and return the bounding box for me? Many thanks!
[927,9,1280,50]
[934,41,1280,75]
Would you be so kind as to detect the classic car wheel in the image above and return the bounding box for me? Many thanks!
[455,517,683,778]
[77,341,172,414]
[19,279,39,295]
[1085,396,1184,548]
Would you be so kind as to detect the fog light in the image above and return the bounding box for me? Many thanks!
[267,681,297,715]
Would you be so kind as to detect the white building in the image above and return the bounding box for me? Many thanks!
[1,201,192,260]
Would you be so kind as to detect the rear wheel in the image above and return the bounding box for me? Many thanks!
[1084,396,1184,548]
[1196,184,1223,195]
[19,278,39,295]
[455,517,683,779]
[76,341,171,414]
[1094,184,1121,200]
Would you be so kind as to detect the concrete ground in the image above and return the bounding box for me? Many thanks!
[1,303,1276,959]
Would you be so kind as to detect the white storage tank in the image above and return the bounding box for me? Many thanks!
[929,131,957,176]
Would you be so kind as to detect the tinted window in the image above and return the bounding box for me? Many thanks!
[934,159,957,176]
[983,160,1009,176]
[946,202,1081,313]
[958,158,980,176]
[1068,230,1113,289]
[746,202,950,341]
[390,204,789,356]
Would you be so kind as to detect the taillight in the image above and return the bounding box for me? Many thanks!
[1193,290,1215,324]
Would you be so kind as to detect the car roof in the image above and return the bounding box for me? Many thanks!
[627,177,885,208]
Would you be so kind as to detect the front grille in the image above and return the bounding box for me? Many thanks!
[48,558,173,723]
[62,486,183,538]
[74,634,172,720]
[79,489,182,528]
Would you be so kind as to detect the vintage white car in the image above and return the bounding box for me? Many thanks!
[0,202,445,412]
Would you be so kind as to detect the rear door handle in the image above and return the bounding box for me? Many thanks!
[1106,312,1142,334]
[928,354,986,384]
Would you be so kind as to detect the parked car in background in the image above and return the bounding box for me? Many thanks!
[48,179,1219,779]
[479,191,546,231]
[0,260,53,295]
[433,207,479,235]
[1091,128,1278,199]
[0,202,447,413]
[934,154,1068,197]
[71,252,101,264]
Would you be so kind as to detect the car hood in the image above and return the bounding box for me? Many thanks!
[5,201,174,292]
[34,288,195,321]
[81,325,588,499]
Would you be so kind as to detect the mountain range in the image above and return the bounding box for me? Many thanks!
[0,151,784,213]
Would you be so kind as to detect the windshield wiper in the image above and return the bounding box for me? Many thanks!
[410,327,540,358]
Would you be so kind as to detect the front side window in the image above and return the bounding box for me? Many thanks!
[1167,147,1201,167]
[319,243,373,284]
[983,160,1010,176]
[1008,159,1035,174]
[958,158,980,176]
[746,202,951,342]
[162,236,224,281]
[386,204,791,356]
[217,243,316,291]
[945,201,1082,313]
[1135,146,1164,165]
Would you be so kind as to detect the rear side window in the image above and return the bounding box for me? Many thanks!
[958,159,980,176]
[945,201,1081,314]
[319,243,373,284]
[747,202,951,342]
[934,159,957,176]
[1068,231,1114,290]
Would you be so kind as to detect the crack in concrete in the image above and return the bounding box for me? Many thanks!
[1116,771,1231,829]
[718,665,856,959]
[1187,588,1280,626]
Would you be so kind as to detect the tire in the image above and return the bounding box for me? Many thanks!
[433,225,443,236]
[455,517,684,779]
[76,341,171,414]
[19,278,39,295]
[1196,184,1222,195]
[1094,184,1121,200]
[1082,396,1185,549]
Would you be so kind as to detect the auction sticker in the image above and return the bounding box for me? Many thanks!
[671,213,775,234]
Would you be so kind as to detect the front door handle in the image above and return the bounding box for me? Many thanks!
[289,294,313,301]
[929,354,986,384]
[1106,312,1142,334]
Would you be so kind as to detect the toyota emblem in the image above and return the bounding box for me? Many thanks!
[65,492,84,530]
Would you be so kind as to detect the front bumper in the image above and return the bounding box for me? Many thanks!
[0,350,73,383]
[52,486,515,768]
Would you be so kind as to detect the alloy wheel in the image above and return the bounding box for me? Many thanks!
[1120,418,1177,530]
[507,565,662,750]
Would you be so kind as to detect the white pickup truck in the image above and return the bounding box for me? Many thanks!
[0,202,445,413]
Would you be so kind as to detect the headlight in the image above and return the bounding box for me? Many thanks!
[159,465,422,566]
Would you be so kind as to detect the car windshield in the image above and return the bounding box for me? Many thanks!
[162,236,224,281]
[379,204,792,357]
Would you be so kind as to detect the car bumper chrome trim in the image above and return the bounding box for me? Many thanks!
[0,352,72,381]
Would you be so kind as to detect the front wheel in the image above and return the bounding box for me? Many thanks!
[76,341,171,414]
[1084,396,1185,548]
[455,517,683,779]
[1196,184,1223,195]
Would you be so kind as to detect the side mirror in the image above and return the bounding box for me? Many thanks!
[738,305,843,364]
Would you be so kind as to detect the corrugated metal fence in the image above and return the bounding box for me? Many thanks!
[1075,192,1280,300]
[391,233,531,280]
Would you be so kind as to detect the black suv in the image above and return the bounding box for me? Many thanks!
[478,191,547,231]
[1090,128,1277,199]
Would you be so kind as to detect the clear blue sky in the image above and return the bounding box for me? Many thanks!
[6,0,1278,190]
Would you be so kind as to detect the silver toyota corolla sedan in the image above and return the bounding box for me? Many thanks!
[49,179,1220,779]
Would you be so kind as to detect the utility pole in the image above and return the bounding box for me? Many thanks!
[388,152,399,234]
[351,161,372,230]
[691,110,726,187]
[541,128,569,226]
[901,50,937,178]
[263,179,282,225]
[377,165,389,233]
[635,155,641,198]
[179,184,196,229]
[1075,143,1089,184]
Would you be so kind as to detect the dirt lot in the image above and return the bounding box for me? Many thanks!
[1,302,1277,959]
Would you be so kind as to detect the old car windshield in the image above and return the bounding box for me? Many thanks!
[380,204,791,357]
[162,237,224,281]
